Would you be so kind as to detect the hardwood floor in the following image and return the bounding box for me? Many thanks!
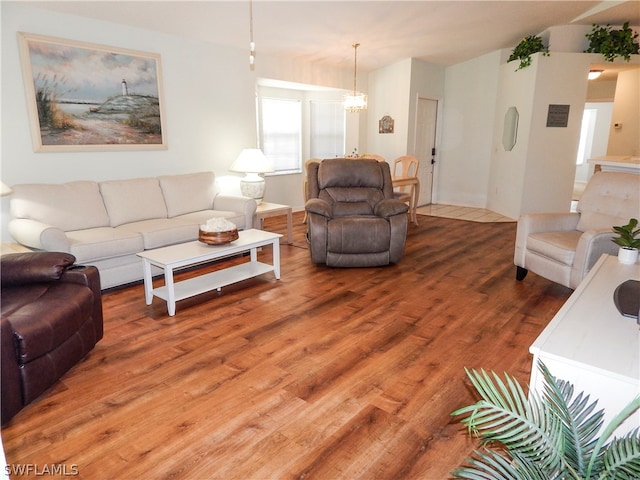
[1,212,572,479]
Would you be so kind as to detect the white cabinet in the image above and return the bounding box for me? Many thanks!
[529,254,640,437]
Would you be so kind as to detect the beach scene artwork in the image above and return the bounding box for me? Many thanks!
[19,33,166,151]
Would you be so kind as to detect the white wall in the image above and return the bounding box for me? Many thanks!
[437,50,501,207]
[363,57,446,164]
[487,52,592,218]
[486,51,537,218]
[407,58,446,154]
[608,69,640,156]
[520,53,591,215]
[365,59,412,161]
[0,3,356,241]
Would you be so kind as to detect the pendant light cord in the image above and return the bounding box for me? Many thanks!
[352,43,359,95]
[249,0,255,69]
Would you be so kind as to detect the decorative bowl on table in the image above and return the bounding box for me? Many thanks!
[198,228,239,245]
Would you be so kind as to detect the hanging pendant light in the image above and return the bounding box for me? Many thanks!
[249,0,256,69]
[344,43,367,112]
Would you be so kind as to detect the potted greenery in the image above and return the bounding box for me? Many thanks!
[612,217,640,264]
[451,362,640,479]
[508,35,549,71]
[585,22,639,62]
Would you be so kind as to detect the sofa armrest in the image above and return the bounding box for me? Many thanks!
[375,199,409,219]
[514,212,580,267]
[0,252,76,287]
[570,230,620,289]
[305,199,333,218]
[8,218,70,251]
[213,195,257,230]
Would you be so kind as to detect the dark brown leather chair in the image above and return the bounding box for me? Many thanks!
[1,252,103,424]
[305,158,409,267]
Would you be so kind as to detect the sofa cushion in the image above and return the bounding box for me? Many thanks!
[66,227,144,263]
[527,230,583,266]
[318,159,384,189]
[117,219,198,250]
[11,181,109,231]
[100,178,168,227]
[576,172,640,232]
[328,217,391,253]
[159,172,217,218]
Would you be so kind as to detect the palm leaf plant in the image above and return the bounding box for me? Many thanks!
[451,361,640,479]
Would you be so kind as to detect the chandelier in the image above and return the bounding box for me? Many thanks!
[344,43,367,112]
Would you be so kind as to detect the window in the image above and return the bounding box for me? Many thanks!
[260,97,302,174]
[576,108,597,165]
[310,101,345,159]
[257,80,349,174]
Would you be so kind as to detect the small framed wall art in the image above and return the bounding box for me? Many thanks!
[379,115,394,134]
[18,32,167,152]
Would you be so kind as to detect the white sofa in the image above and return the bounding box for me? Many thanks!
[8,172,257,289]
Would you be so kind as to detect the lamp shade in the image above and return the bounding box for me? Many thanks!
[0,181,12,197]
[229,148,274,174]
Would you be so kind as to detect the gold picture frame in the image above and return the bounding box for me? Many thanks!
[18,32,167,152]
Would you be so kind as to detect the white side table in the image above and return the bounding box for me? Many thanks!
[529,254,639,437]
[0,242,32,255]
[254,202,293,244]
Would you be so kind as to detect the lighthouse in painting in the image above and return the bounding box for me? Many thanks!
[121,79,128,96]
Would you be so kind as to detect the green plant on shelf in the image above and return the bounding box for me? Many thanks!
[508,35,549,71]
[585,22,639,62]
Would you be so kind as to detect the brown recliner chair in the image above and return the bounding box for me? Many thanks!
[305,158,409,267]
[1,252,103,424]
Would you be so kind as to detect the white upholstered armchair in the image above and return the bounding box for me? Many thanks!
[514,172,640,289]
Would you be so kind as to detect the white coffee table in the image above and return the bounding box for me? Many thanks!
[137,229,281,316]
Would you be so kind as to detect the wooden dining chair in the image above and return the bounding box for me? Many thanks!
[302,158,322,223]
[361,153,386,162]
[392,155,420,225]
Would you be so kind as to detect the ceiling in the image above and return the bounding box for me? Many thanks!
[27,1,640,72]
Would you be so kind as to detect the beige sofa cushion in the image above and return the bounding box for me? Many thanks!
[10,181,110,231]
[66,227,145,263]
[526,230,582,266]
[100,178,168,227]
[576,172,640,232]
[159,172,217,218]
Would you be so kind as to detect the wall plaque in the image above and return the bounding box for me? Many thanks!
[546,104,570,128]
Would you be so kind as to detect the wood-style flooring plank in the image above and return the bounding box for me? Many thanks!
[1,212,572,479]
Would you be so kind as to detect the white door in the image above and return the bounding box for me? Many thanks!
[415,98,438,205]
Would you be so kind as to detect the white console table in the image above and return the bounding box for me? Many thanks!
[529,254,639,437]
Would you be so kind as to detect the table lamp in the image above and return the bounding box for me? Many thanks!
[229,148,274,203]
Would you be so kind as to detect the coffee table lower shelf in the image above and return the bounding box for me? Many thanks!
[151,262,275,304]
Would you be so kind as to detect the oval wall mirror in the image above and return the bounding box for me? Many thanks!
[502,106,519,151]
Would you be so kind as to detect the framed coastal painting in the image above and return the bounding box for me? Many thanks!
[18,32,167,152]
